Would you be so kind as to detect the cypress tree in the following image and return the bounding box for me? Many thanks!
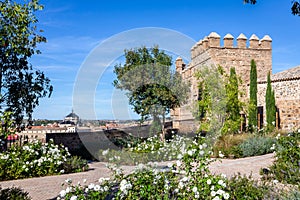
[227,67,240,121]
[271,90,276,126]
[266,72,276,129]
[248,59,258,130]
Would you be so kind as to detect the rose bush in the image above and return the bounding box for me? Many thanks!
[0,139,88,180]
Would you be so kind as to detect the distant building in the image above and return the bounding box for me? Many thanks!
[63,110,79,125]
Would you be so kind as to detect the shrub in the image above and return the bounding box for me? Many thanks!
[227,174,269,200]
[267,132,300,185]
[58,137,231,200]
[62,156,89,174]
[238,136,276,157]
[213,134,250,158]
[0,186,31,200]
[98,135,192,165]
[283,189,300,200]
[0,140,88,181]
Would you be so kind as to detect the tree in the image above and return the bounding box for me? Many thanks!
[0,0,52,124]
[113,46,189,140]
[243,0,300,16]
[248,59,257,131]
[193,66,227,138]
[222,67,242,134]
[266,71,276,130]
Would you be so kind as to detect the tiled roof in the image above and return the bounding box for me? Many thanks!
[272,65,300,81]
[257,65,300,83]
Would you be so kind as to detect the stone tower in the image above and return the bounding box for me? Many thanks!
[172,32,272,133]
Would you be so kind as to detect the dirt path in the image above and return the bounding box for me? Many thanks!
[0,153,274,200]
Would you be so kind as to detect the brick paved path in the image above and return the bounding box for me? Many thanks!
[0,153,274,200]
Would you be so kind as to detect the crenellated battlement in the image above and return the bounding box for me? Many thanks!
[190,32,272,59]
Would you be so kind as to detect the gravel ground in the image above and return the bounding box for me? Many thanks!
[0,153,274,200]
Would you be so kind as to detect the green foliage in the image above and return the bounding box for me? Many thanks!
[149,117,162,136]
[0,111,14,138]
[248,59,257,131]
[244,0,300,16]
[62,156,89,174]
[98,135,191,165]
[0,186,31,200]
[267,133,300,185]
[266,71,276,131]
[238,136,276,157]
[0,0,53,123]
[227,174,268,200]
[282,189,300,200]
[59,137,231,200]
[195,66,243,136]
[113,46,189,139]
[194,65,227,136]
[213,133,250,158]
[222,67,243,134]
[0,140,88,180]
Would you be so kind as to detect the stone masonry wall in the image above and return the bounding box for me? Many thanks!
[172,32,272,133]
[257,79,300,130]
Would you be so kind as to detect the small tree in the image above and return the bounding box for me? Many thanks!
[222,67,242,134]
[113,46,189,140]
[266,71,276,130]
[195,65,244,136]
[248,59,258,131]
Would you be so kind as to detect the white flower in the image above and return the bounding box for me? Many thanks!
[270,144,276,150]
[213,196,220,200]
[70,196,77,200]
[59,190,66,197]
[120,179,132,195]
[88,183,95,189]
[218,180,224,185]
[178,181,184,189]
[273,179,279,184]
[207,179,212,185]
[177,154,183,159]
[199,150,204,156]
[104,186,109,191]
[176,160,182,167]
[94,184,101,191]
[187,150,193,156]
[192,186,198,193]
[223,192,230,199]
[221,174,227,178]
[65,187,72,193]
[181,176,189,182]
[211,190,216,197]
[216,189,225,195]
[167,162,173,168]
[102,149,109,156]
[218,151,224,158]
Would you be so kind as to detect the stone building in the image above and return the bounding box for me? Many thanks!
[172,32,299,133]
[63,110,80,125]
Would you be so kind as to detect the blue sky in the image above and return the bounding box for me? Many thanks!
[30,0,300,120]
